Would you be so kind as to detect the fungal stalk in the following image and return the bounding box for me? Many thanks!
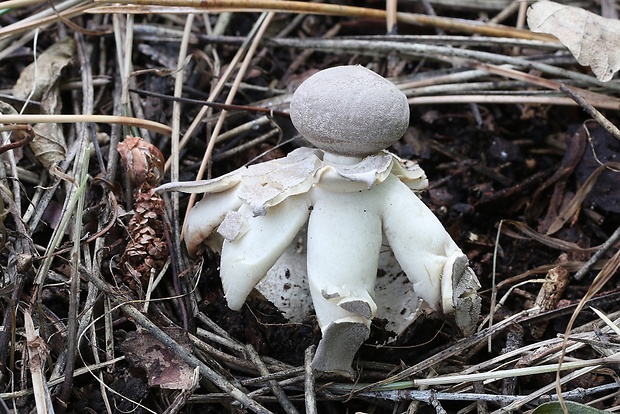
[157,65,481,377]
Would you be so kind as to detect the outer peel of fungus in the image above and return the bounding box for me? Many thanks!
[157,148,321,256]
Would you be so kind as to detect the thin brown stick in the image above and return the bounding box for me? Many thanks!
[472,62,620,106]
[408,95,620,109]
[246,345,299,414]
[560,84,620,140]
[304,346,317,414]
[0,124,34,154]
[129,88,289,116]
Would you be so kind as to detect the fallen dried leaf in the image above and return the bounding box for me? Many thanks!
[12,38,76,101]
[13,39,75,169]
[527,0,620,82]
[31,123,67,170]
[121,328,196,390]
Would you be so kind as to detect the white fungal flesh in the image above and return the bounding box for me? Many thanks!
[220,195,311,310]
[379,174,464,311]
[154,168,241,194]
[307,186,382,330]
[184,187,243,256]
[156,65,481,376]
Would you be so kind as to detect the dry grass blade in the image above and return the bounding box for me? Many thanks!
[23,311,52,413]
[184,11,273,217]
[591,308,620,337]
[0,114,171,135]
[355,307,540,393]
[0,0,95,39]
[500,220,601,253]
[546,162,620,235]
[59,139,90,405]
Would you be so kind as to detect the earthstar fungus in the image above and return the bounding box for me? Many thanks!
[157,65,481,377]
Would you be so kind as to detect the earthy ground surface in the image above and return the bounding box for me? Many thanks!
[0,1,619,413]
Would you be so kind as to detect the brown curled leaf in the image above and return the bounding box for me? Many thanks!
[120,328,195,390]
[31,123,67,170]
[547,161,620,235]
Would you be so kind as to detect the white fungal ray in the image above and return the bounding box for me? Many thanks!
[219,196,312,310]
[379,174,463,311]
[159,147,473,334]
[306,186,383,330]
[184,187,243,255]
